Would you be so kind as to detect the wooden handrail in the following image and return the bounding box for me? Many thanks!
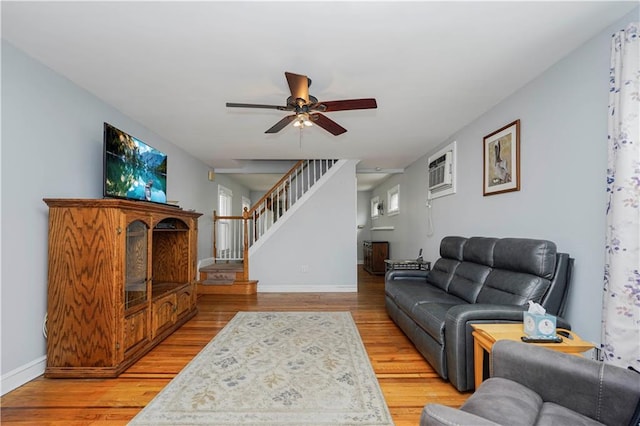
[247,159,305,216]
[214,214,244,220]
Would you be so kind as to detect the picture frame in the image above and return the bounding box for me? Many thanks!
[483,119,520,196]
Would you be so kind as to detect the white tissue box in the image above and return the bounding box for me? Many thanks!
[523,312,557,338]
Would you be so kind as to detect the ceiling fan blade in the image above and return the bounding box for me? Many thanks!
[311,113,347,136]
[285,72,310,104]
[315,98,378,112]
[226,102,292,111]
[265,115,297,133]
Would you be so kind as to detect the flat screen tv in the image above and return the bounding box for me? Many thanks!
[103,122,168,204]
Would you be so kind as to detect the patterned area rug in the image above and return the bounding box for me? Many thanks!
[129,311,394,425]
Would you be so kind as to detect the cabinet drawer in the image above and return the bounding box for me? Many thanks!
[124,309,149,354]
[152,293,177,338]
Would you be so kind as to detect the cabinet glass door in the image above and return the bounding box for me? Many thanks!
[125,220,148,310]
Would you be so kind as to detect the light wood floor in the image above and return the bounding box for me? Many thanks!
[1,266,470,425]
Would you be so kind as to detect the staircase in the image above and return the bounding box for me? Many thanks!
[198,159,339,295]
[198,263,256,294]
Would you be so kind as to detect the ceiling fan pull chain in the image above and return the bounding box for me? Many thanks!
[299,126,303,150]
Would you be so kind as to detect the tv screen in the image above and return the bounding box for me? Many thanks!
[103,123,168,204]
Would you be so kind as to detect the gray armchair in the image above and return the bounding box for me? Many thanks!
[421,340,640,426]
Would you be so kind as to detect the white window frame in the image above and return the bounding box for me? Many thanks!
[217,185,233,252]
[371,196,380,219]
[218,185,233,216]
[387,184,400,216]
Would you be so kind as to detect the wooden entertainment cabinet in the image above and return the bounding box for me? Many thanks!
[43,198,202,378]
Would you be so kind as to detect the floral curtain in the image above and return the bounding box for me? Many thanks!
[602,21,639,372]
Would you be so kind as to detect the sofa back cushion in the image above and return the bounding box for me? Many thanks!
[493,238,557,278]
[476,270,551,306]
[448,262,493,303]
[443,237,496,303]
[427,258,461,291]
[440,236,466,260]
[462,237,497,266]
[426,236,467,291]
[475,238,556,306]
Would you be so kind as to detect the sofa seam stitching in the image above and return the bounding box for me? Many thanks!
[596,362,605,421]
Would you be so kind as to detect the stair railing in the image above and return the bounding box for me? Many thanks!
[212,159,338,278]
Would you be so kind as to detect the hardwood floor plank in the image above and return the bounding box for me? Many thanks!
[0,266,470,425]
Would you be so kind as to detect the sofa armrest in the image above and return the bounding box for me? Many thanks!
[446,303,527,327]
[446,304,571,330]
[442,303,571,392]
[420,404,501,426]
[385,269,429,282]
[491,340,640,426]
[443,304,530,391]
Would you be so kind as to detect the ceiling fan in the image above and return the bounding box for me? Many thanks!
[226,72,377,136]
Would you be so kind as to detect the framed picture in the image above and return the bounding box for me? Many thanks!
[483,119,520,196]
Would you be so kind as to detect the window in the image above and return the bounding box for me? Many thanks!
[217,185,233,251]
[387,185,400,216]
[371,196,380,219]
[218,185,233,216]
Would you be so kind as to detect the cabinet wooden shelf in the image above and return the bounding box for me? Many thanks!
[44,198,202,378]
[363,240,389,275]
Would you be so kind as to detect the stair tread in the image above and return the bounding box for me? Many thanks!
[200,263,243,272]
[201,279,234,286]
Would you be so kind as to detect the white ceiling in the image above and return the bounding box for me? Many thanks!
[2,1,636,190]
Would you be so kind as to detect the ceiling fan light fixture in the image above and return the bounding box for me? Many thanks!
[293,113,312,128]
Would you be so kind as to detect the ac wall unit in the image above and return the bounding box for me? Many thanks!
[428,151,453,192]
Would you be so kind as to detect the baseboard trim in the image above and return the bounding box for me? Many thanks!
[1,355,46,396]
[258,284,357,293]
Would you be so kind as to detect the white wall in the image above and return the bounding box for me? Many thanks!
[356,190,372,263]
[367,171,426,261]
[369,8,639,345]
[0,41,221,393]
[250,160,358,291]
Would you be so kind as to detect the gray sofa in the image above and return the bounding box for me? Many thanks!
[421,340,640,426]
[385,236,573,392]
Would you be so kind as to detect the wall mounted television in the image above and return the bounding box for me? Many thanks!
[103,122,168,204]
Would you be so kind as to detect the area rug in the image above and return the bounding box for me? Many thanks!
[128,311,394,425]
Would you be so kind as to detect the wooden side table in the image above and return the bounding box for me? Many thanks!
[471,323,595,389]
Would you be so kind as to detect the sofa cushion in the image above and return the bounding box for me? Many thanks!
[427,258,461,291]
[461,377,542,425]
[448,262,492,303]
[386,279,425,301]
[411,301,466,344]
[493,238,557,278]
[440,236,466,260]
[476,269,551,306]
[537,402,604,426]
[463,237,497,266]
[389,282,455,311]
